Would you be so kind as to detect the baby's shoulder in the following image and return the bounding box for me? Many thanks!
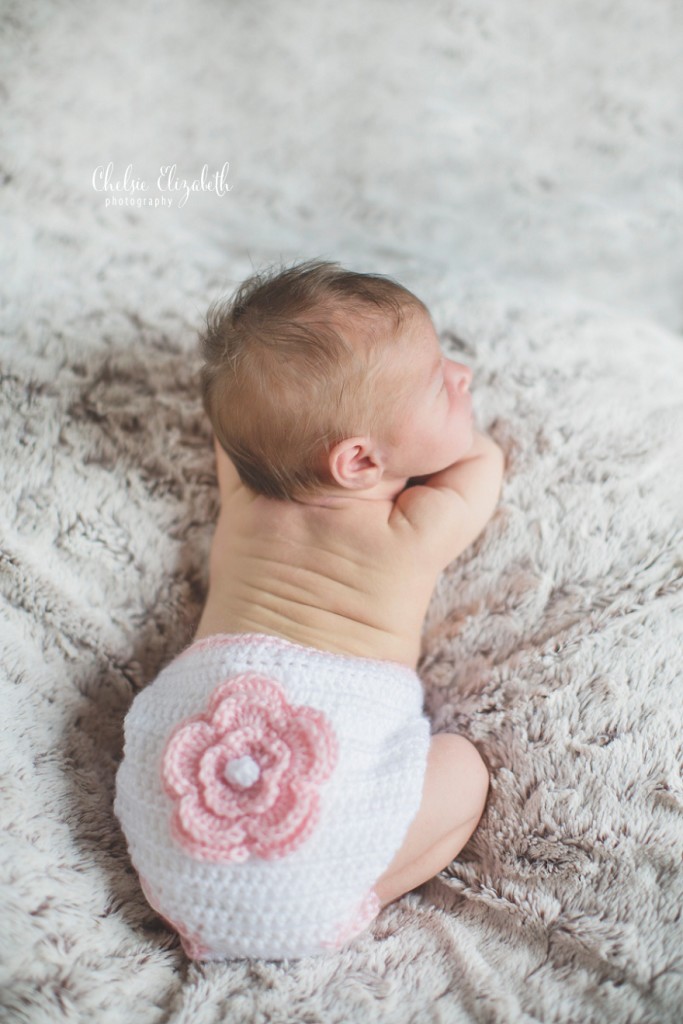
[388,484,470,567]
[390,482,452,528]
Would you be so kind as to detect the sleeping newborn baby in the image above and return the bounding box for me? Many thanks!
[114,259,505,961]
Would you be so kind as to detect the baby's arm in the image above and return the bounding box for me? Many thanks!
[422,428,504,541]
[205,437,245,589]
[213,435,243,504]
[392,429,504,566]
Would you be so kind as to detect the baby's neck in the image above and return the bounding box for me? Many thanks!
[296,475,409,508]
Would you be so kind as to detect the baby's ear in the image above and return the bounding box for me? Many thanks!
[327,436,385,490]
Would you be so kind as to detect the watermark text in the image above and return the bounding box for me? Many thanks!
[92,162,232,209]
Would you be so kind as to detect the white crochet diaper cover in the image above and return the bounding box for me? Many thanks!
[114,631,431,960]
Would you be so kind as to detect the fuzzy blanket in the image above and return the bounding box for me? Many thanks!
[1,1,682,1022]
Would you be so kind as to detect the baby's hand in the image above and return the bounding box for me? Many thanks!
[456,427,499,465]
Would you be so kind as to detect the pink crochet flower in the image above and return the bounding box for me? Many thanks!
[161,672,338,863]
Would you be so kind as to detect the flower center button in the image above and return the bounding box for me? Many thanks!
[224,755,261,788]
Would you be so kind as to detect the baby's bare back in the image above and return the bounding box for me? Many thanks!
[194,485,444,669]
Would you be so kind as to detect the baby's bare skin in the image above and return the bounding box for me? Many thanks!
[195,476,448,670]
[196,315,501,668]
[195,314,505,908]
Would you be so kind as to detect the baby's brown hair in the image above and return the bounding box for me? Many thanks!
[199,258,428,500]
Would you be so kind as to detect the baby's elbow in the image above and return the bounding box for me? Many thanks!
[473,746,491,815]
[495,444,506,495]
[486,438,506,501]
[490,435,505,473]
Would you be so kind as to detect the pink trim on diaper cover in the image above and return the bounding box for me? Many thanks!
[138,873,218,960]
[175,630,419,678]
[177,632,304,661]
[161,671,338,863]
[321,888,382,950]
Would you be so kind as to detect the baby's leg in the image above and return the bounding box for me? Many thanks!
[373,734,489,908]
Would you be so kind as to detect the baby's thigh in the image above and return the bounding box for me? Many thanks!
[420,733,489,832]
[389,733,489,869]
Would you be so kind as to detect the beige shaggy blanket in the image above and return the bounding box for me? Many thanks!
[1,1,681,1022]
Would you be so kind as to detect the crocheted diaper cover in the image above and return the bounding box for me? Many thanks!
[114,632,431,960]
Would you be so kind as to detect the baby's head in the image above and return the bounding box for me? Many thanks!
[200,259,473,501]
[200,259,426,499]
